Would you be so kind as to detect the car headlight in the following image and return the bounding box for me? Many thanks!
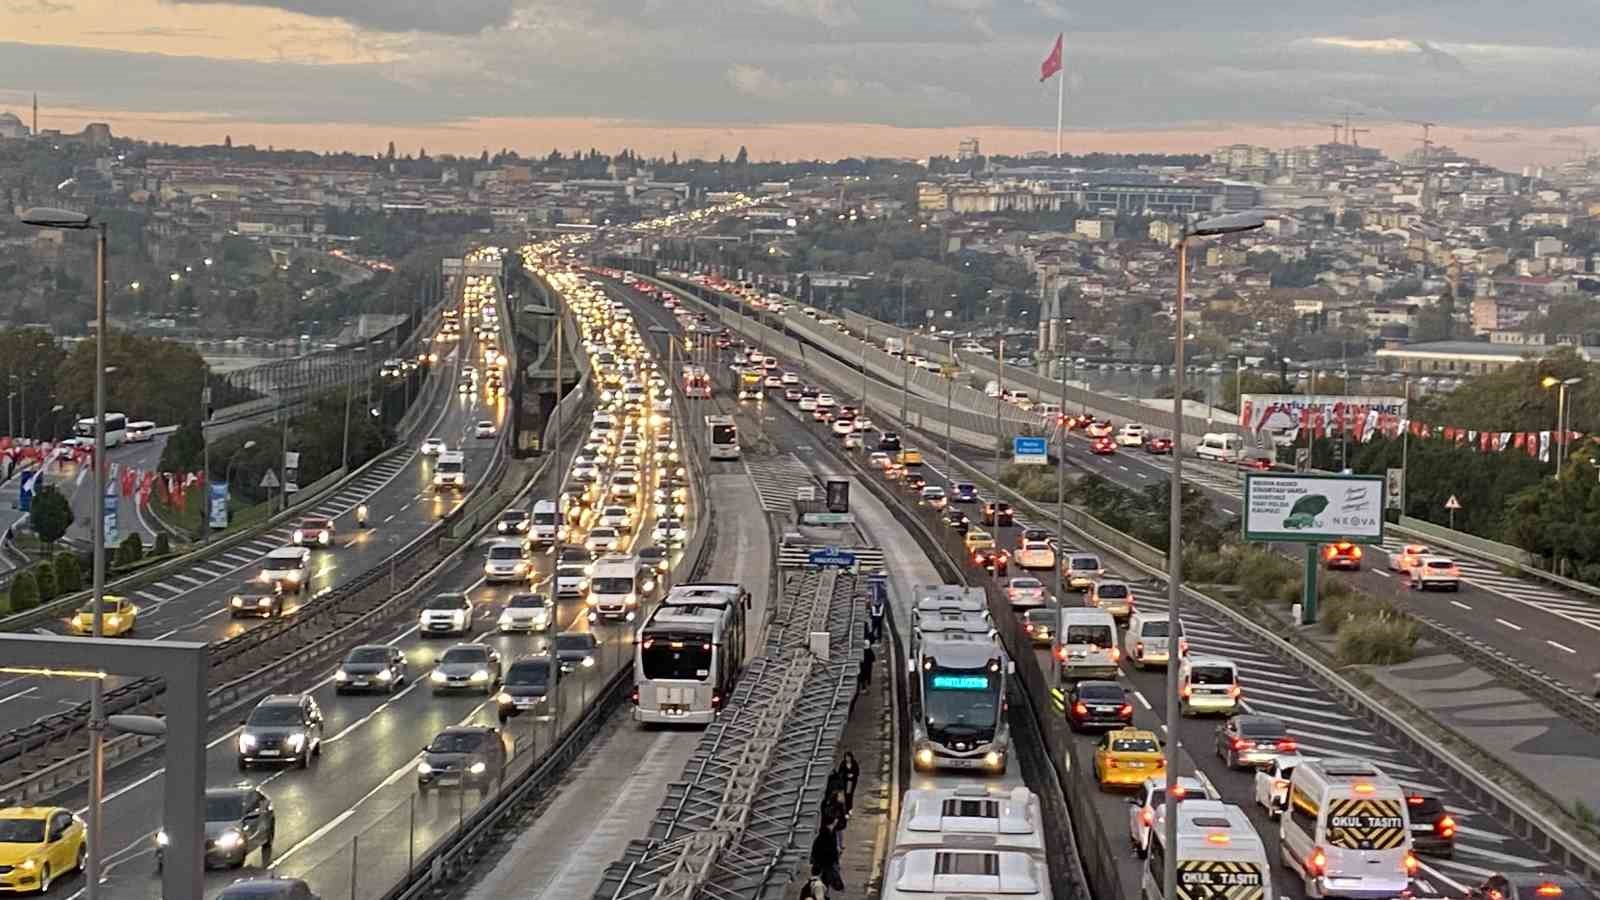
[215,828,244,850]
[293,530,304,543]
[376,669,393,681]
[231,595,245,607]
[471,669,490,682]
[498,610,513,624]
[319,531,331,545]
[581,656,596,668]
[238,734,257,752]
[18,858,36,871]
[156,831,170,847]
[431,670,447,683]
[286,732,307,750]
[417,761,433,775]
[496,691,513,704]
[915,748,934,767]
[335,670,349,682]
[468,761,487,775]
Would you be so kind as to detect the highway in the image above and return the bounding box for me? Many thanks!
[0,292,483,738]
[703,305,1566,900]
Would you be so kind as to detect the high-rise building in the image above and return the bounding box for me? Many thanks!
[957,137,981,161]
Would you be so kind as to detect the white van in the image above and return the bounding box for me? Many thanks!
[432,450,466,492]
[1143,799,1274,900]
[587,554,650,621]
[1037,402,1062,418]
[1179,656,1241,716]
[1196,432,1244,462]
[1123,612,1182,670]
[1053,608,1119,681]
[530,499,562,547]
[125,421,157,442]
[1280,759,1414,899]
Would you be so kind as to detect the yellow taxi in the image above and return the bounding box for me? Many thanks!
[0,806,87,893]
[68,596,138,637]
[1092,728,1165,789]
[897,448,924,467]
[964,528,995,554]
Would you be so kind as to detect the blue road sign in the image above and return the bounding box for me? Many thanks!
[17,472,36,512]
[808,545,857,568]
[1013,436,1048,465]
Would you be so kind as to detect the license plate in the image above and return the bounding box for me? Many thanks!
[943,757,984,769]
[436,775,460,785]
[257,750,279,757]
[515,699,541,708]
[1069,652,1086,659]
[1127,761,1144,768]
[351,679,368,686]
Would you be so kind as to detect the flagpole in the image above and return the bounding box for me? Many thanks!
[1055,62,1065,158]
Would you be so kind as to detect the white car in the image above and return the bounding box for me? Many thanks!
[798,394,818,412]
[1410,556,1461,591]
[816,394,837,411]
[652,519,687,545]
[831,418,855,437]
[1128,776,1209,857]
[780,372,799,386]
[475,420,497,439]
[764,375,783,389]
[1253,754,1313,820]
[853,418,875,432]
[498,594,554,633]
[868,452,891,469]
[1116,424,1146,447]
[421,437,447,456]
[609,474,640,500]
[598,505,633,531]
[1005,576,1047,608]
[483,540,532,583]
[585,527,621,554]
[1016,541,1056,572]
[554,565,590,598]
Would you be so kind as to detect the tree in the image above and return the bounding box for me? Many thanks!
[58,334,210,428]
[1412,289,1457,342]
[160,420,206,472]
[54,551,82,593]
[33,559,56,602]
[154,533,172,556]
[29,484,73,546]
[9,570,38,611]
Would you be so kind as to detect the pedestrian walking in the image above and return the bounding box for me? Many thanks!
[839,752,861,807]
[868,595,886,644]
[858,644,875,693]
[810,820,844,892]
[822,786,849,831]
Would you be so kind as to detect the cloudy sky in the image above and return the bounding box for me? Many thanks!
[3,0,1599,166]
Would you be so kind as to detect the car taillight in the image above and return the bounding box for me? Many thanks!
[1230,737,1255,751]
[1181,685,1192,698]
[1056,647,1069,661]
[1024,623,1035,633]
[1134,641,1145,657]
[629,687,639,705]
[1140,808,1153,827]
[1110,647,1121,662]
[1307,848,1327,876]
[1118,704,1133,718]
[1228,685,1242,699]
[712,694,722,709]
[1073,702,1088,717]
[1437,815,1456,839]
[1352,547,1363,558]
[1533,883,1564,897]
[1403,852,1419,876]
[1276,739,1297,752]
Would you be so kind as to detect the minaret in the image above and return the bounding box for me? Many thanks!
[32,93,37,136]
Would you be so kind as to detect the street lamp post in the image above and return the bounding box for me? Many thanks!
[19,206,111,900]
[1541,375,1583,474]
[1162,212,1263,900]
[1054,314,1073,604]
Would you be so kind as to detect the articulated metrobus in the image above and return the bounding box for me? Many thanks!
[705,414,740,460]
[632,582,751,724]
[75,413,128,448]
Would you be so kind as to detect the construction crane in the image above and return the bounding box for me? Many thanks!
[1409,120,1438,166]
[1349,128,1371,147]
[1325,122,1343,145]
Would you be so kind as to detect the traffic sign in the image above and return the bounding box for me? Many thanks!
[259,470,280,489]
[808,545,857,568]
[1012,436,1048,465]
[1444,495,1462,510]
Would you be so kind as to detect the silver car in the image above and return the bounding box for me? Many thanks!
[430,644,503,695]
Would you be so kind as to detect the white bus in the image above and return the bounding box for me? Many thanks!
[75,413,128,448]
[632,582,750,724]
[705,414,740,460]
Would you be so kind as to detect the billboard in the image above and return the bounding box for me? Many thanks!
[1239,394,1408,440]
[1242,473,1385,544]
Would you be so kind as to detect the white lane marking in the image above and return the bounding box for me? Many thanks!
[0,686,38,705]
[1132,690,1151,711]
[324,680,425,744]
[1371,569,1390,578]
[1494,618,1523,631]
[1547,640,1576,654]
[1450,600,1473,610]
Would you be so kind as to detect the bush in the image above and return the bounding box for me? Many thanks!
[1335,615,1419,665]
[33,560,56,602]
[54,552,82,593]
[116,533,145,567]
[1320,590,1393,635]
[154,533,172,557]
[9,571,39,611]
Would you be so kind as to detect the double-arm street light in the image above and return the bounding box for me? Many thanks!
[19,206,109,899]
[1541,375,1583,474]
[1162,211,1264,900]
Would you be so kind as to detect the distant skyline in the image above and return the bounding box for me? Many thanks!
[3,0,1597,171]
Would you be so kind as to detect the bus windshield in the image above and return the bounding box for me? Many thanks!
[921,666,1001,736]
[641,634,712,680]
[711,424,736,444]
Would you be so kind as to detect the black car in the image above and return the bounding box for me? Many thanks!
[496,510,531,535]
[497,656,557,722]
[904,473,927,492]
[982,501,1014,526]
[417,725,508,793]
[556,545,594,570]
[1468,874,1595,900]
[1214,714,1296,769]
[554,631,599,672]
[876,433,902,453]
[1406,794,1456,858]
[942,509,971,535]
[215,877,320,900]
[972,547,1009,577]
[1065,680,1133,731]
[238,694,324,770]
[229,589,285,619]
[157,786,275,870]
[638,545,670,574]
[335,645,409,694]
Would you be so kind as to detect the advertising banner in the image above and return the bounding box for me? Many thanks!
[209,481,230,529]
[1242,473,1385,544]
[1239,394,1408,440]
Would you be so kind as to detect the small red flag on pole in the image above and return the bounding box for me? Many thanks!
[1039,33,1063,82]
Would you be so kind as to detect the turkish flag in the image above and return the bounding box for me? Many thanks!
[1040,33,1063,82]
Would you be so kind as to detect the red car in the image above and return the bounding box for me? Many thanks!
[1091,437,1116,455]
[1143,436,1173,455]
[1324,541,1363,571]
[1239,454,1274,470]
[972,547,1010,577]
